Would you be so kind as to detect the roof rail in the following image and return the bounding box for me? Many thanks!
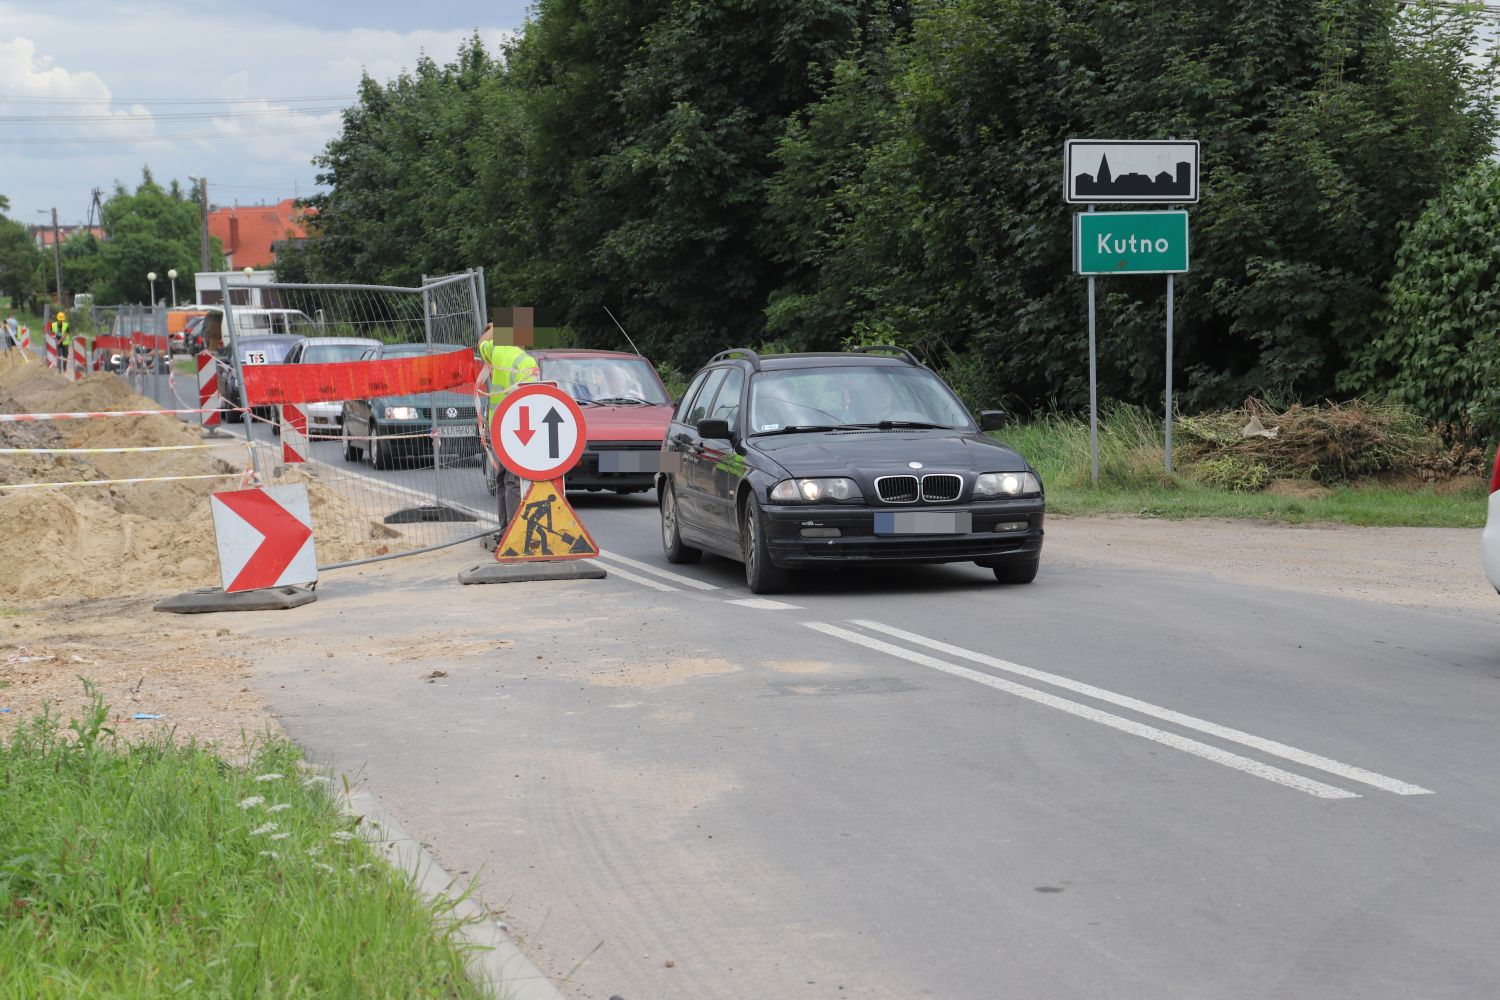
[851,344,921,366]
[708,347,761,370]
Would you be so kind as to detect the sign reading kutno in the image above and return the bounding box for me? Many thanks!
[1075,211,1189,275]
[1065,140,1199,204]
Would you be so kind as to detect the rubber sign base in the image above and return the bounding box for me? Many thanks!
[458,562,607,586]
[154,586,317,614]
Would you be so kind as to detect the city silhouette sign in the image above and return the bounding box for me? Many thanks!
[1065,140,1199,204]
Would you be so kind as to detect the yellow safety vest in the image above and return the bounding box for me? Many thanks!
[478,342,540,420]
[51,321,71,345]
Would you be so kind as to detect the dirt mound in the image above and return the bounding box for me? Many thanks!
[1,362,410,602]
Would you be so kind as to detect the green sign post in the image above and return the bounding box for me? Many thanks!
[1074,211,1189,275]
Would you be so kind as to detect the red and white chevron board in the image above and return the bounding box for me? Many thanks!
[209,484,317,593]
[16,326,29,351]
[197,352,222,427]
[281,403,308,464]
[45,331,57,369]
[70,337,86,380]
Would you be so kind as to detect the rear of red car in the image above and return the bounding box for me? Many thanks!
[1484,447,1500,594]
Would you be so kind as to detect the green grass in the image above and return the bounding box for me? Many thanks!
[0,685,486,999]
[998,408,1486,528]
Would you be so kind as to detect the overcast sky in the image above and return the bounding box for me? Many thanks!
[1,1,528,226]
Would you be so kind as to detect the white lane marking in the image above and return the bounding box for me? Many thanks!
[725,598,803,610]
[806,622,1358,800]
[850,620,1433,797]
[596,549,721,590]
[600,563,679,592]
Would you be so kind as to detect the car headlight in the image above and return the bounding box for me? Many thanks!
[975,471,1042,497]
[383,405,420,420]
[770,477,862,502]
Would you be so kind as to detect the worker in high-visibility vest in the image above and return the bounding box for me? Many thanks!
[477,322,541,539]
[50,313,71,371]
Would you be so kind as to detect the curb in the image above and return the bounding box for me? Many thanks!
[343,788,568,1000]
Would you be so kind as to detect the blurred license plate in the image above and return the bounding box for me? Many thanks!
[874,511,972,535]
[437,425,475,438]
[597,451,660,473]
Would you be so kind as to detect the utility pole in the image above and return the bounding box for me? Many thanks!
[191,176,210,272]
[49,208,64,307]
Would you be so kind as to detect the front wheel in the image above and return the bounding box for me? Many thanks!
[660,483,702,564]
[741,494,789,594]
[991,556,1040,585]
[369,422,394,470]
[342,418,362,462]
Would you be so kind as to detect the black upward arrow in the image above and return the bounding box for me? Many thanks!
[542,406,564,459]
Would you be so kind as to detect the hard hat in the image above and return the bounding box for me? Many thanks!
[56,312,66,321]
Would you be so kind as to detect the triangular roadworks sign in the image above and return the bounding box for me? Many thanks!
[496,478,600,561]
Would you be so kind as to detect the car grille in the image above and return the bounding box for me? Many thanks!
[921,474,962,502]
[875,474,964,503]
[417,406,477,421]
[876,476,920,503]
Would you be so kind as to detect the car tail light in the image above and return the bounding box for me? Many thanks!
[1491,446,1500,494]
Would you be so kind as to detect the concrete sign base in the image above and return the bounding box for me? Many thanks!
[154,586,318,613]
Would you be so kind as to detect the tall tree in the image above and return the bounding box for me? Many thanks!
[93,168,227,303]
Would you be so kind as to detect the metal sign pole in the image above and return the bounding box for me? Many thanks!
[221,276,260,478]
[1087,204,1099,488]
[1165,273,1174,477]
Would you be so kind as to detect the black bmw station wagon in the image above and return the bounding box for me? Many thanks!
[656,347,1045,593]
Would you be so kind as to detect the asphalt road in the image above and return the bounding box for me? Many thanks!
[235,457,1500,1000]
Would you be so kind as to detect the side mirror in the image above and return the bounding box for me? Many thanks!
[697,418,732,440]
[980,410,1007,432]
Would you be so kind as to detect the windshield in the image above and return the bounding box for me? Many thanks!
[303,343,374,363]
[747,366,973,433]
[238,312,315,335]
[539,357,668,405]
[380,344,444,358]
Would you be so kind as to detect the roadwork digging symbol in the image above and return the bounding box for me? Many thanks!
[495,478,599,561]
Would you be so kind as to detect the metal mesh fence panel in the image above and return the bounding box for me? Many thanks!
[220,272,495,568]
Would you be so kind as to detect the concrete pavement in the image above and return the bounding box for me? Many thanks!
[210,492,1500,1000]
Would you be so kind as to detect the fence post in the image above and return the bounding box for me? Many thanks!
[422,276,442,508]
[221,277,261,478]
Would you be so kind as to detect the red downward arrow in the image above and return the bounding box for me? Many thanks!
[218,490,313,592]
[513,405,536,446]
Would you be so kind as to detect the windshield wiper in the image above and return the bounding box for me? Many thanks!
[841,421,953,430]
[755,424,842,435]
[593,396,651,405]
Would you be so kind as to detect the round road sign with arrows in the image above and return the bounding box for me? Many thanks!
[490,382,588,481]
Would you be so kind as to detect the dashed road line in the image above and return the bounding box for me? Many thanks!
[806,621,1361,800]
[596,550,721,590]
[848,620,1432,797]
[725,598,803,610]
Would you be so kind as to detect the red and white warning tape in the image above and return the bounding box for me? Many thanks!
[0,444,219,454]
[0,407,238,422]
[0,473,244,491]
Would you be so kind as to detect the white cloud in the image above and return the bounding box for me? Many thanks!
[0,4,519,220]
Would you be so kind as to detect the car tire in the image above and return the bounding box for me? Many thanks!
[369,422,394,470]
[991,556,1040,585]
[741,494,788,594]
[660,483,702,564]
[342,419,362,462]
[224,405,242,424]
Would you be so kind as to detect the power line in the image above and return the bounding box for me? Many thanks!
[0,107,345,124]
[0,125,338,145]
[0,94,352,105]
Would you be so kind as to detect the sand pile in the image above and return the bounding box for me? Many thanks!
[1,363,410,602]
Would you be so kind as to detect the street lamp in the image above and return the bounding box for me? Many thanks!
[167,268,178,307]
[147,271,157,305]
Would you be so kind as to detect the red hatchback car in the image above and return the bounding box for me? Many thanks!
[485,348,674,495]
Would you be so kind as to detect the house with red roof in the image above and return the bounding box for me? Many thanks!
[206,199,313,270]
[32,225,105,249]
